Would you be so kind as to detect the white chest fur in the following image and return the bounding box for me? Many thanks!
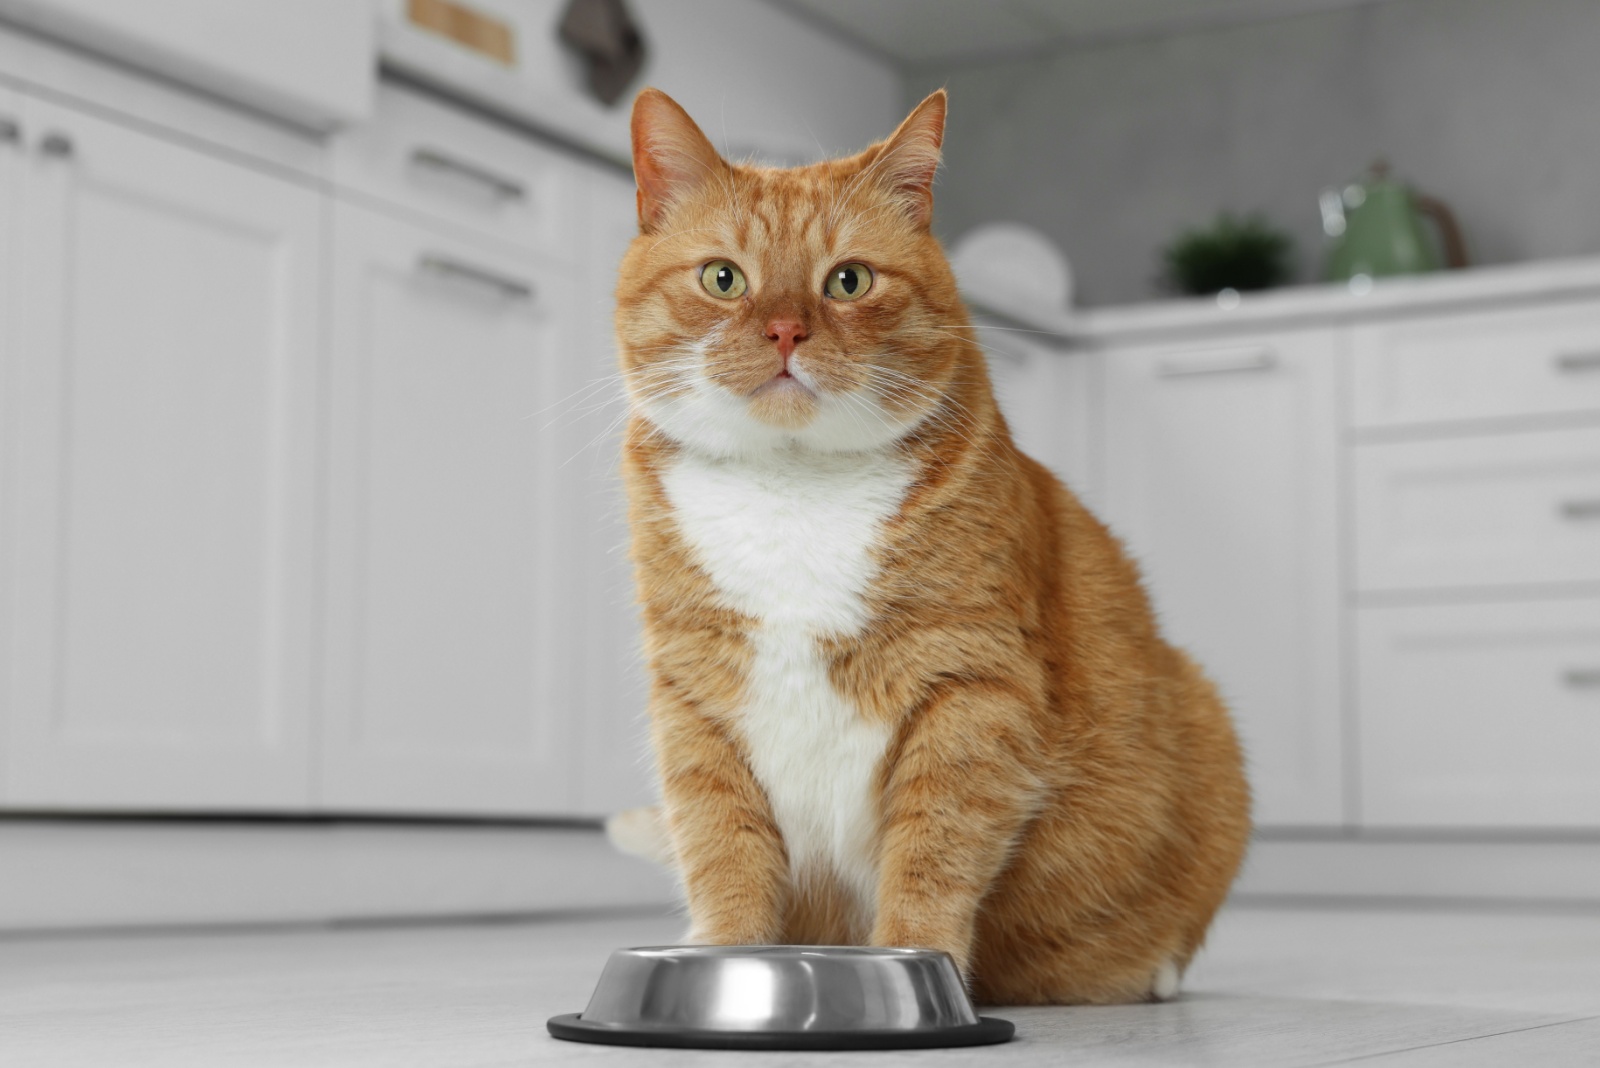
[660,447,914,910]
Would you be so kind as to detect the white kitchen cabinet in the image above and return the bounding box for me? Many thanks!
[1101,331,1345,827]
[332,82,571,256]
[980,324,1098,504]
[0,88,16,325]
[0,87,18,444]
[1348,302,1600,431]
[0,86,19,801]
[1,93,322,809]
[1358,599,1600,827]
[320,201,578,816]
[1345,297,1600,830]
[1353,426,1600,594]
[0,0,373,130]
[566,167,656,816]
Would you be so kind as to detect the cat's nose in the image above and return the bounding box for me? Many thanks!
[765,319,809,362]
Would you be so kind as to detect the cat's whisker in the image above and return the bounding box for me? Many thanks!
[838,361,992,460]
[857,364,977,424]
[542,398,627,439]
[568,403,672,471]
[920,327,1034,368]
[930,321,1078,341]
[874,379,988,457]
[531,368,631,416]
[836,387,897,448]
[533,376,629,428]
[561,403,637,468]
[564,389,635,421]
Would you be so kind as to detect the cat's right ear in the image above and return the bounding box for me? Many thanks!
[630,88,725,233]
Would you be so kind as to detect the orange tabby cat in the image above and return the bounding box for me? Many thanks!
[606,87,1251,1005]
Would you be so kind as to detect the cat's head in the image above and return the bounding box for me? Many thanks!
[615,88,971,459]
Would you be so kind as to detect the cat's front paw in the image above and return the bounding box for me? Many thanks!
[679,924,718,946]
[869,920,971,975]
[679,922,766,947]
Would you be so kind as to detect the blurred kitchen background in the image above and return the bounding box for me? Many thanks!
[1,0,1598,941]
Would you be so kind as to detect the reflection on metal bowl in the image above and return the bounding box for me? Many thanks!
[548,945,1016,1050]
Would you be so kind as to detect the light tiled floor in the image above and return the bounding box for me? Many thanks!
[3,903,1598,1066]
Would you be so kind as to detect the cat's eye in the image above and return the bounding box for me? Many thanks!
[825,262,873,301]
[699,260,747,299]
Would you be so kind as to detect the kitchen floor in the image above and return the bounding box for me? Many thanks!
[3,903,1598,1067]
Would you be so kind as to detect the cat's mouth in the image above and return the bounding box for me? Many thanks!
[746,370,819,428]
[751,369,816,399]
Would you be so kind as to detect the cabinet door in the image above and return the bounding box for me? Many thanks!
[3,95,321,809]
[321,203,575,815]
[1358,600,1600,828]
[979,323,1098,505]
[565,167,655,815]
[1102,331,1344,826]
[0,89,17,353]
[0,87,18,802]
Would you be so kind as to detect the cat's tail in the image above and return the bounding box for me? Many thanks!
[604,805,675,866]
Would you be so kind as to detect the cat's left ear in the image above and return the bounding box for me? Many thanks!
[630,88,726,233]
[871,90,947,229]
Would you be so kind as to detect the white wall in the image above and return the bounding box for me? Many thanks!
[637,0,903,163]
[909,0,1600,307]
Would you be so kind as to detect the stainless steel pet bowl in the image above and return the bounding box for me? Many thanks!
[547,945,1015,1050]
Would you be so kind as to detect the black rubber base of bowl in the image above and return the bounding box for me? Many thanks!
[547,1013,1015,1050]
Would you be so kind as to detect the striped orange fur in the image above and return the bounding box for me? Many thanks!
[610,87,1251,1005]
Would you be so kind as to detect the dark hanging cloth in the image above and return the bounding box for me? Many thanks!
[557,0,647,107]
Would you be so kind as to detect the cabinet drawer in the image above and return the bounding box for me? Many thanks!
[1354,427,1600,592]
[332,83,569,254]
[1358,600,1600,827]
[1349,302,1600,429]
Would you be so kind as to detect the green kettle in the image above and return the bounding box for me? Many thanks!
[1321,161,1468,281]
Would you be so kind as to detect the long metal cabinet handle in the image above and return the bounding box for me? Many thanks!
[411,147,526,201]
[1558,498,1600,520]
[1555,350,1600,372]
[1564,668,1600,689]
[418,254,534,300]
[1156,348,1277,378]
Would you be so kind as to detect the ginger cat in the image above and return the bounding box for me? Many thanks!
[606,87,1251,1005]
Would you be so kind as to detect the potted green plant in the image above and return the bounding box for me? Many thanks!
[1161,213,1295,296]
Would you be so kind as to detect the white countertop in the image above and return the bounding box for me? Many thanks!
[974,255,1600,348]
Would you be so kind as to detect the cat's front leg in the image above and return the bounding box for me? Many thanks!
[654,696,788,946]
[870,681,1045,974]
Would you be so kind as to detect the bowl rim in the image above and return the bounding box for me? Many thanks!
[547,1012,1016,1050]
[610,944,956,958]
